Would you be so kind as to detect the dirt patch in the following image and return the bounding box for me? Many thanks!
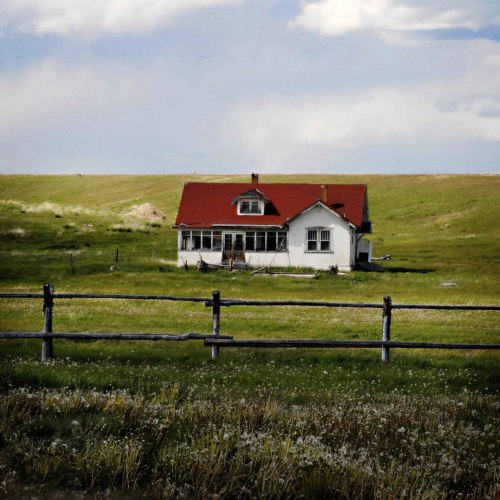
[125,203,166,221]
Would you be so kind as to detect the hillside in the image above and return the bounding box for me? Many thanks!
[0,173,499,303]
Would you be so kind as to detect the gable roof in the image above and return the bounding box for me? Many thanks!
[286,200,357,229]
[175,182,367,229]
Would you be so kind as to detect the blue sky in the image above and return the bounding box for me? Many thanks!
[1,0,500,174]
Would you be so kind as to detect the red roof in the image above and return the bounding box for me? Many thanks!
[175,182,367,228]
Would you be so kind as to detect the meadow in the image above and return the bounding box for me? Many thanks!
[0,174,499,498]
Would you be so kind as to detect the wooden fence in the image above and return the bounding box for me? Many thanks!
[1,283,499,364]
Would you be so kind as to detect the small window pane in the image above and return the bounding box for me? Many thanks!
[320,230,330,251]
[267,231,277,251]
[256,231,266,251]
[250,201,260,213]
[307,229,318,252]
[213,231,222,251]
[192,230,201,250]
[181,230,190,250]
[246,231,255,251]
[240,201,250,213]
[234,234,244,251]
[202,230,212,250]
[278,231,287,251]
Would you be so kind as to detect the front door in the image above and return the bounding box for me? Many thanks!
[223,233,245,261]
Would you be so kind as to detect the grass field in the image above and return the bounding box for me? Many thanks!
[0,174,499,497]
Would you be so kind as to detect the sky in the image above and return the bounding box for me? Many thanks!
[1,0,500,175]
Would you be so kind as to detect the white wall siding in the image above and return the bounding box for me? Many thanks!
[177,249,291,268]
[287,204,353,271]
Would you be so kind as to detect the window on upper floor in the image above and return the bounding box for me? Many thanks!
[238,200,263,215]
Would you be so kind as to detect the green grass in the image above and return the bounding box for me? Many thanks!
[0,174,499,497]
[1,173,498,302]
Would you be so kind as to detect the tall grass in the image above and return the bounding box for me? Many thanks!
[0,387,497,498]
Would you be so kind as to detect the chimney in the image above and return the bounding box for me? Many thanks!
[251,173,259,184]
[320,185,328,203]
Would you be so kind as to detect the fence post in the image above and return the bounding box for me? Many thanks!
[41,283,54,362]
[382,295,392,363]
[212,290,221,359]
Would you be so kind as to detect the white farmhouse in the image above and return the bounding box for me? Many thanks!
[175,175,372,272]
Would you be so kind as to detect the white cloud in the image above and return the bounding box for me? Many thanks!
[0,61,147,139]
[292,0,499,37]
[224,43,500,169]
[0,0,242,37]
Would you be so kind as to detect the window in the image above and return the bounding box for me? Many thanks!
[202,230,212,250]
[306,228,332,252]
[256,231,266,251]
[307,230,318,251]
[267,231,277,252]
[239,200,262,215]
[179,230,222,252]
[278,231,287,252]
[320,230,331,251]
[213,231,222,251]
[246,231,255,251]
[244,230,288,252]
[224,234,233,251]
[191,230,201,250]
[181,230,190,250]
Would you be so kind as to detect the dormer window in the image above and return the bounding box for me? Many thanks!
[239,200,263,215]
[233,188,270,216]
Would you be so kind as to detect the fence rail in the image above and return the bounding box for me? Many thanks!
[204,298,500,311]
[204,339,500,350]
[0,292,207,303]
[0,332,232,341]
[1,283,499,364]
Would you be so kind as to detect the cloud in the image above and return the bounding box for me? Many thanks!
[0,0,242,37]
[0,54,241,173]
[0,58,183,172]
[292,0,500,38]
[0,61,146,139]
[223,43,500,169]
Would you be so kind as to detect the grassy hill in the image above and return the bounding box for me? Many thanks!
[0,174,499,498]
[0,173,498,302]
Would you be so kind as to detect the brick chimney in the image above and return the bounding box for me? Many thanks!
[251,173,259,184]
[320,185,328,203]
